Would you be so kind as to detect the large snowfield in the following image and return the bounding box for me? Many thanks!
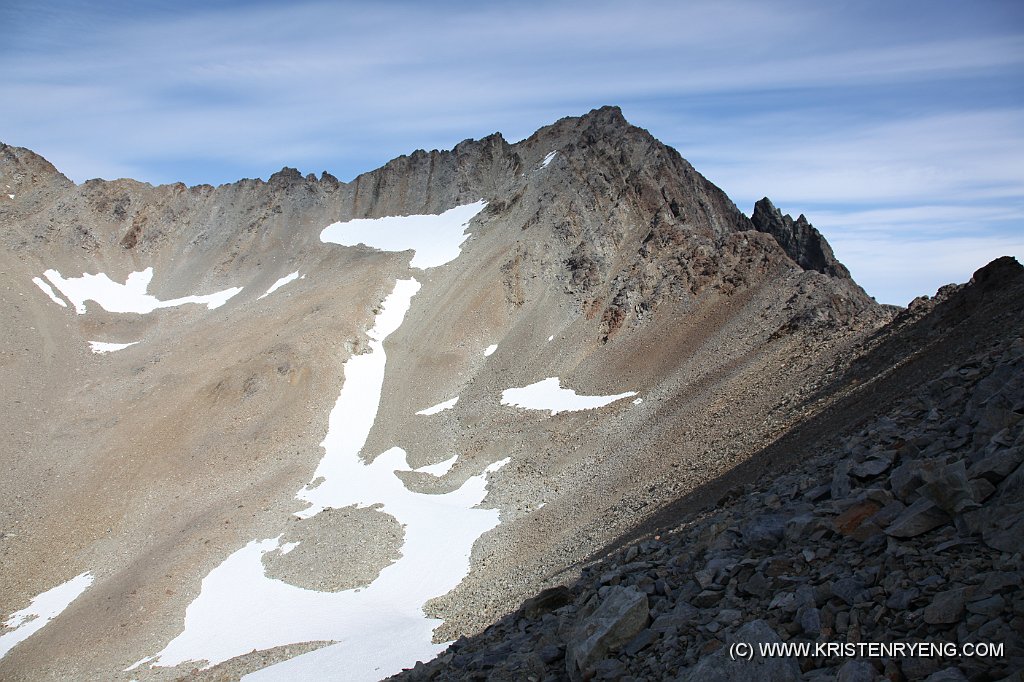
[41,267,241,314]
[320,201,487,269]
[141,204,509,679]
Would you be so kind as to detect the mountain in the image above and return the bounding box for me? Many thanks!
[0,107,1016,681]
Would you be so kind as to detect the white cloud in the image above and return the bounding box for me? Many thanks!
[6,1,1022,183]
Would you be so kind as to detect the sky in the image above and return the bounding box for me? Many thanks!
[2,0,1022,305]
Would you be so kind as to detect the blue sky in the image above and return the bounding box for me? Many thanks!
[2,0,1022,304]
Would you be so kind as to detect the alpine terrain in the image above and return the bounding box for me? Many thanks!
[1,107,1020,681]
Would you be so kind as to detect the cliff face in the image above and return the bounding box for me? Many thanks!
[0,108,903,680]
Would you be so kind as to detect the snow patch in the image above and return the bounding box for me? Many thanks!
[416,396,459,416]
[0,572,93,660]
[486,457,511,473]
[41,268,241,315]
[32,277,67,307]
[89,341,139,354]
[7,194,13,200]
[257,271,301,300]
[632,397,643,405]
[416,455,458,477]
[540,151,557,169]
[278,542,299,556]
[501,377,637,415]
[483,344,498,357]
[547,335,554,342]
[320,200,487,269]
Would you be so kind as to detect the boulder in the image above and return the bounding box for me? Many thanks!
[968,448,1024,484]
[693,589,725,608]
[869,499,906,529]
[837,659,880,682]
[741,514,787,550]
[919,460,978,514]
[885,587,919,610]
[981,504,1024,552]
[832,577,868,606]
[797,606,822,636]
[885,498,951,538]
[565,585,649,680]
[851,453,895,479]
[521,585,574,618]
[924,588,967,625]
[889,459,940,502]
[966,594,1005,617]
[834,500,883,539]
[650,601,698,633]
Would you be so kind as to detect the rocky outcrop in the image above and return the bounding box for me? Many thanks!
[0,142,73,189]
[751,197,850,279]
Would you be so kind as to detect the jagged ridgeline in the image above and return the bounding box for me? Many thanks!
[0,107,1017,681]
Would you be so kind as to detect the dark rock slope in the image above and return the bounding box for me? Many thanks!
[393,258,1024,681]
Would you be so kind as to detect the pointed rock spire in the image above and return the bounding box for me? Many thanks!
[750,198,850,278]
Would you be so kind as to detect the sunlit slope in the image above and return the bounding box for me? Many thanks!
[0,107,889,680]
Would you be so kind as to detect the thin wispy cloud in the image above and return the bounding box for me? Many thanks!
[812,205,1024,235]
[684,110,1024,204]
[2,0,1021,304]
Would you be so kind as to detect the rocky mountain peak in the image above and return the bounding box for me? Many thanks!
[576,104,628,128]
[268,166,305,185]
[750,197,850,279]
[0,142,74,190]
[972,255,1023,292]
[526,105,634,153]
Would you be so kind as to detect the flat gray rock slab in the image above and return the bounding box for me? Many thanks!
[565,585,649,680]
